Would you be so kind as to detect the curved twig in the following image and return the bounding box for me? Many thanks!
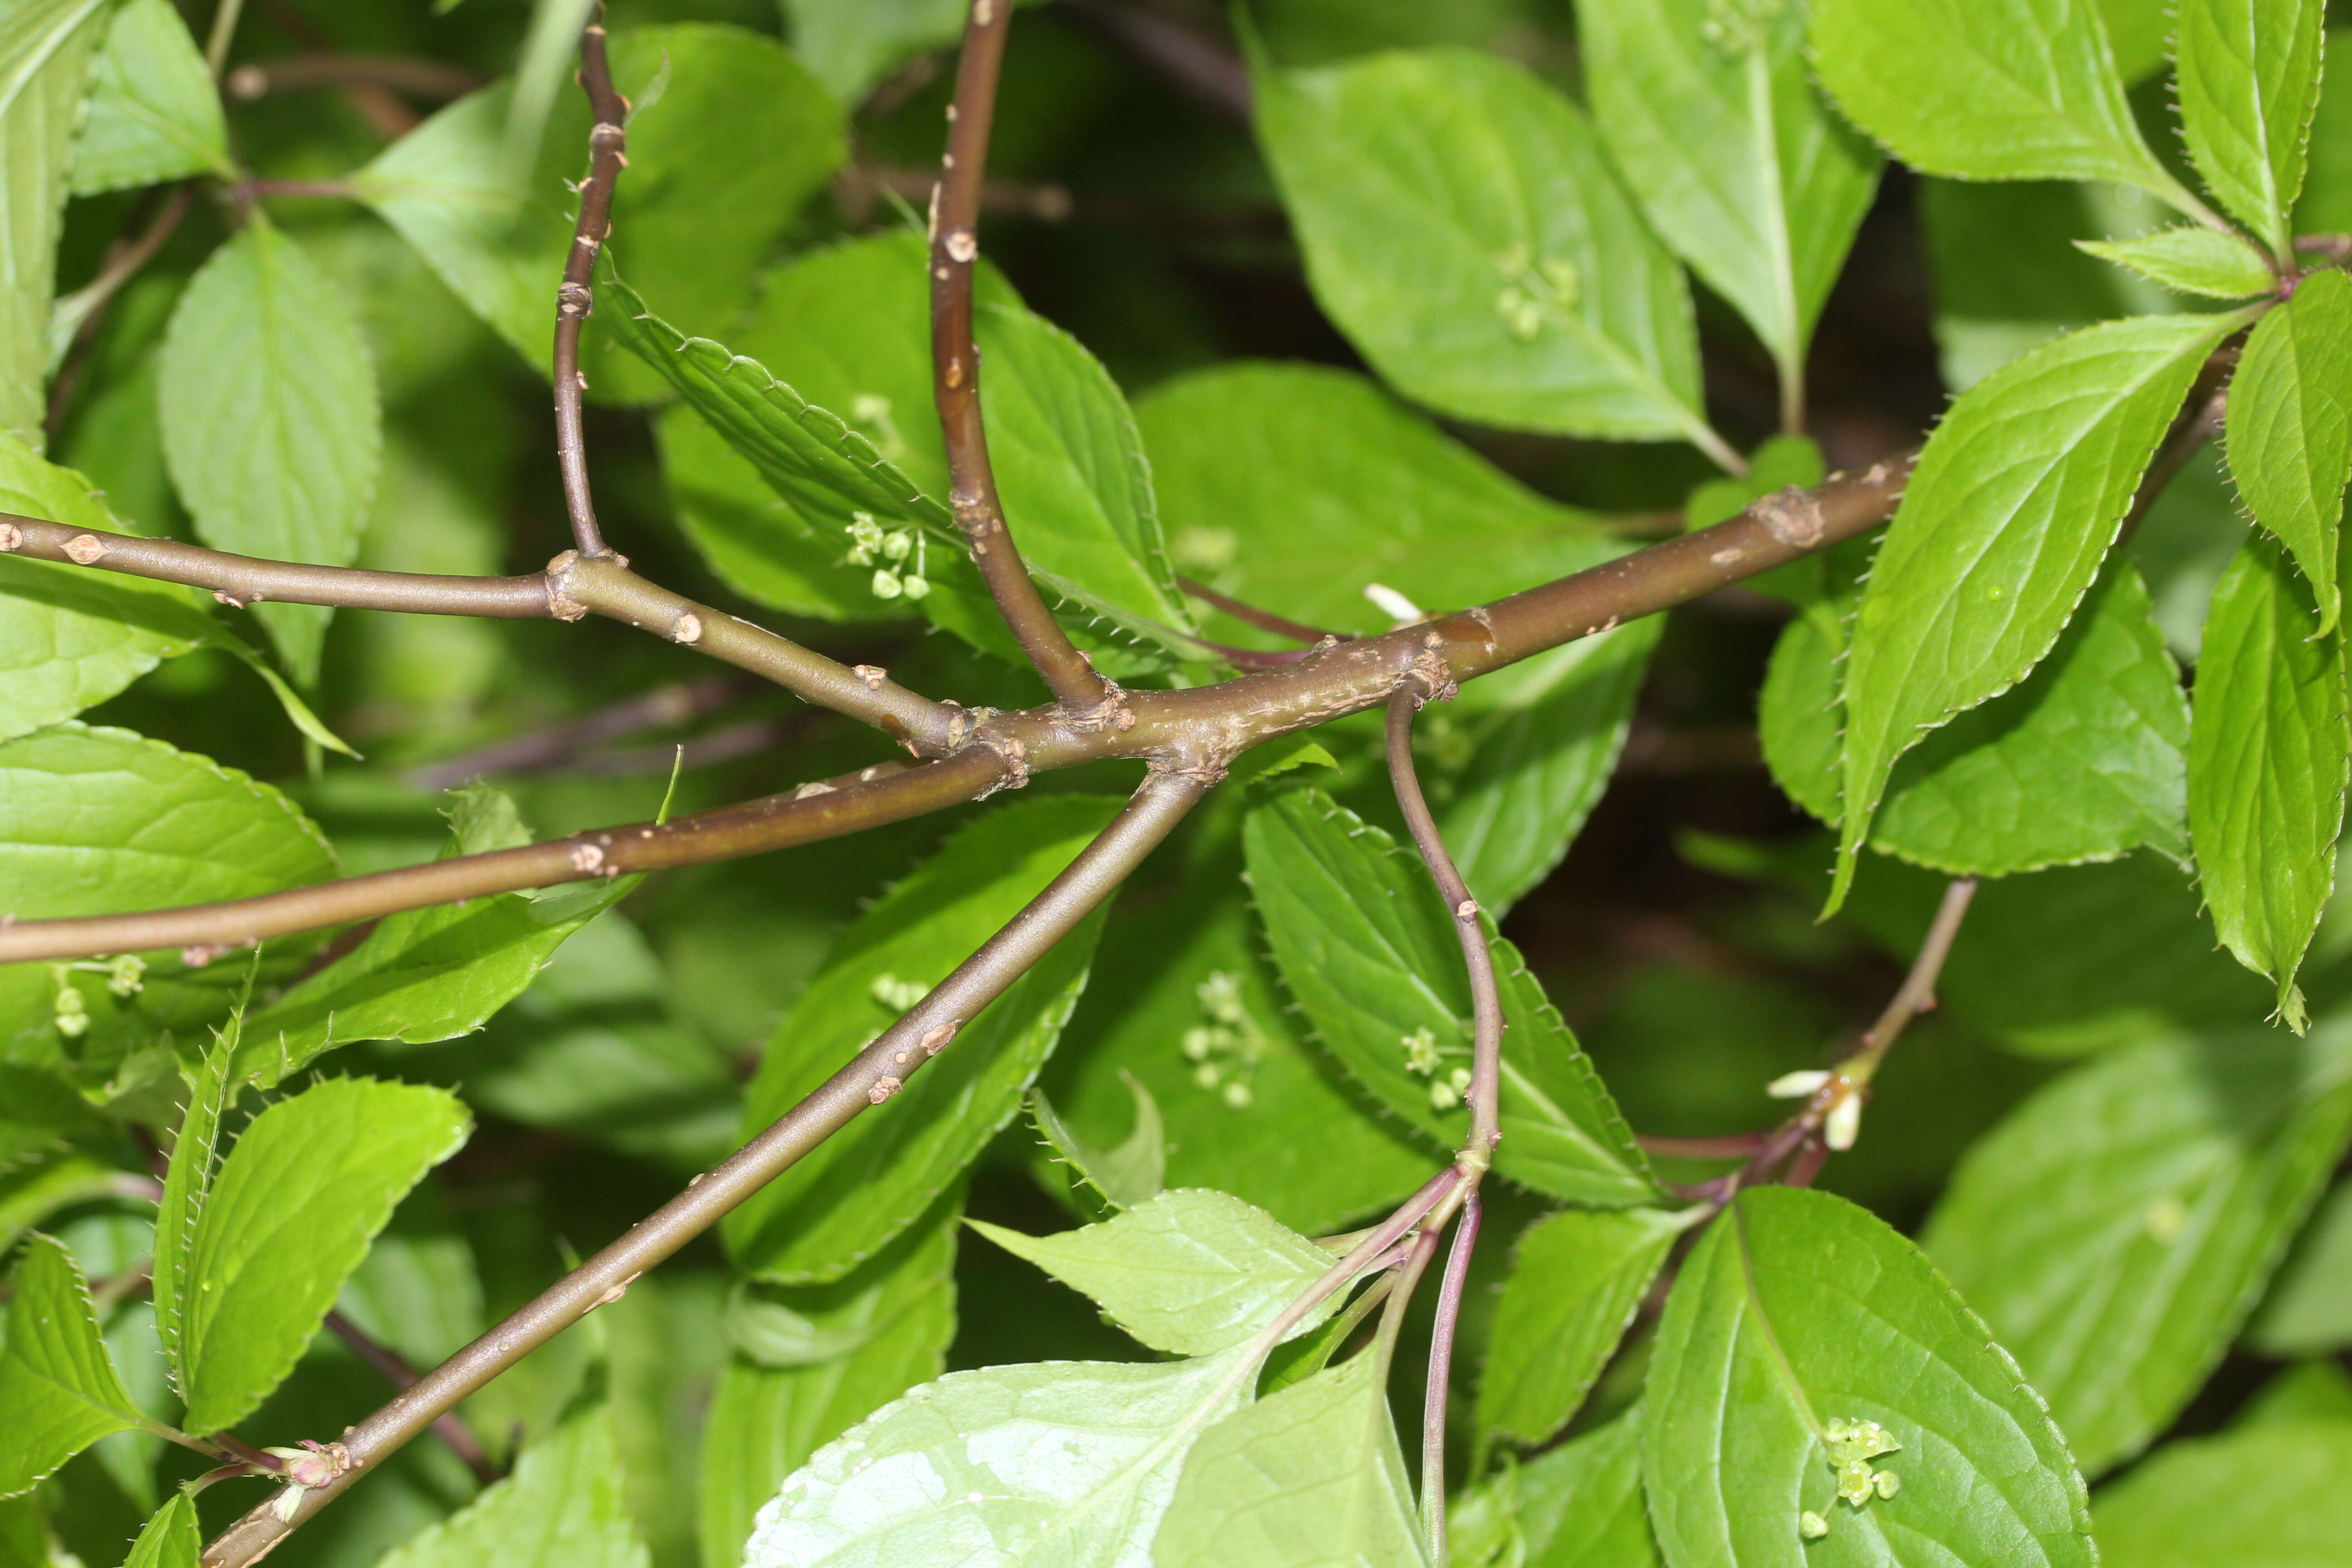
[929,0,1114,715]
[552,22,629,559]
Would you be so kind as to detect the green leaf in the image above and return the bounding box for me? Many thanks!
[377,1403,649,1568]
[1574,0,1881,397]
[1245,789,1660,1206]
[0,433,218,740]
[603,268,1186,673]
[427,910,738,1171]
[2099,0,2180,83]
[2233,1357,2352,1425]
[157,221,382,685]
[1044,882,1431,1239]
[0,1233,159,1497]
[2177,0,2326,257]
[1809,0,2196,211]
[176,1076,470,1434]
[2187,536,2350,1026]
[0,0,111,449]
[2226,266,2352,633]
[1922,1020,2352,1475]
[2297,24,2352,232]
[653,230,1007,623]
[66,0,230,195]
[701,1203,960,1568]
[653,404,898,624]
[2077,227,2280,298]
[0,721,335,935]
[1156,1350,1429,1568]
[780,0,962,103]
[580,26,845,401]
[1768,561,2191,876]
[1253,48,1722,460]
[352,80,573,369]
[1477,1208,1687,1450]
[1645,1186,2096,1568]
[702,1199,959,1568]
[2093,1421,2352,1568]
[1831,310,2247,911]
[1136,362,1619,638]
[970,1188,1341,1357]
[152,1019,233,1395]
[1450,1409,1657,1568]
[119,1490,199,1568]
[2249,1178,2352,1354]
[234,797,635,1089]
[723,795,1123,1284]
[744,1347,1259,1568]
[1029,1073,1165,1215]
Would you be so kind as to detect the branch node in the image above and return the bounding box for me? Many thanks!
[853,664,888,690]
[867,1075,904,1104]
[212,589,247,609]
[1754,485,1827,549]
[544,551,589,621]
[64,533,109,565]
[568,842,605,875]
[670,612,702,645]
[0,522,19,552]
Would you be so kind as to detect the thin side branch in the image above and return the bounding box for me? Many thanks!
[0,750,1010,965]
[200,766,1209,1567]
[1386,683,1502,1163]
[225,54,485,103]
[0,515,555,617]
[1421,1193,1480,1561]
[0,519,965,748]
[48,185,195,437]
[1,459,1917,965]
[1177,575,1338,644]
[929,0,1115,716]
[552,22,629,559]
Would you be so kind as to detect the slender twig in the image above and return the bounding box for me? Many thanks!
[1845,876,1976,1087]
[1386,684,1502,1163]
[232,178,360,203]
[1680,876,1979,1208]
[552,22,629,559]
[2120,368,2233,544]
[1,460,1917,965]
[930,0,1116,716]
[1637,1131,1771,1159]
[225,54,485,103]
[246,0,417,137]
[200,768,1207,1566]
[0,519,964,751]
[321,1311,498,1485]
[1177,576,1338,644]
[0,749,1008,965]
[1421,1193,1480,1560]
[47,185,196,439]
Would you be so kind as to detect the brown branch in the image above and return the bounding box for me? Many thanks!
[0,516,554,617]
[0,519,964,750]
[199,767,1208,1567]
[929,0,1115,716]
[320,1311,498,1485]
[1385,684,1502,1163]
[1421,1192,1480,1559]
[553,22,629,559]
[225,54,485,104]
[245,0,417,138]
[0,748,1009,965]
[0,458,1917,965]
